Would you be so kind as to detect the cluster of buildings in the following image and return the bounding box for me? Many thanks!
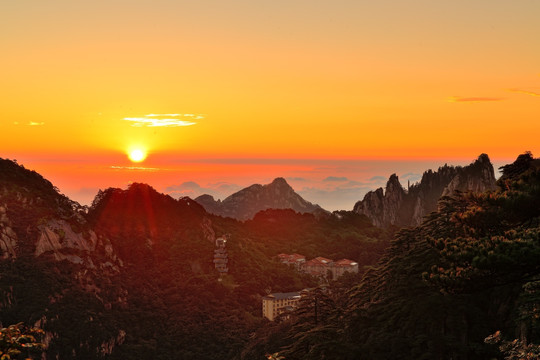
[215,242,358,321]
[261,254,359,321]
[277,253,358,281]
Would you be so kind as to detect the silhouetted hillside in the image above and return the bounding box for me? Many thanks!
[88,183,211,263]
[0,158,124,358]
[195,177,327,221]
[0,158,393,359]
[246,152,540,360]
[354,154,497,228]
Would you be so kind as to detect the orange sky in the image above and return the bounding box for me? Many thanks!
[1,1,539,210]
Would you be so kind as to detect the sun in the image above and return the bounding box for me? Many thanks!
[128,148,147,163]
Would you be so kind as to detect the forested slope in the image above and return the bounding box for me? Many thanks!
[0,158,389,359]
[252,152,540,360]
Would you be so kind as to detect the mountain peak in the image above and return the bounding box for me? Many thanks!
[499,151,537,182]
[270,177,290,187]
[195,194,216,202]
[89,183,206,227]
[386,173,402,187]
[476,153,491,164]
[354,155,497,228]
[194,178,326,221]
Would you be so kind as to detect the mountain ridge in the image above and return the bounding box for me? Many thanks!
[195,177,327,221]
[353,154,498,228]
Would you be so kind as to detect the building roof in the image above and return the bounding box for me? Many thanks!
[334,259,358,266]
[290,253,306,261]
[305,257,333,267]
[263,292,301,300]
[314,256,333,264]
[277,253,306,263]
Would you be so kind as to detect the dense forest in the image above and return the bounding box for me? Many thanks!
[1,152,539,359]
[0,158,388,359]
[246,152,540,360]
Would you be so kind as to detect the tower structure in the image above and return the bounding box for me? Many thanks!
[213,236,229,274]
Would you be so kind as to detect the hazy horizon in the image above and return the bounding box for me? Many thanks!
[5,153,510,212]
[2,0,538,211]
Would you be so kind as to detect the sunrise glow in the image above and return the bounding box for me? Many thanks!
[2,2,540,358]
[1,1,538,210]
[128,148,147,163]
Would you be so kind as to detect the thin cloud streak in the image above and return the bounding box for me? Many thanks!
[12,121,45,126]
[110,165,160,171]
[449,96,504,102]
[145,113,204,118]
[509,88,540,97]
[124,118,197,127]
[145,113,181,117]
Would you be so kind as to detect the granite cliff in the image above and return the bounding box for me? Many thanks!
[353,154,497,228]
[0,158,119,268]
[195,177,326,221]
[0,158,125,357]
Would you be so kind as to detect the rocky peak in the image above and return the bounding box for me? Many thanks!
[354,155,498,228]
[442,154,497,197]
[382,174,405,226]
[194,194,222,215]
[498,151,538,183]
[386,174,404,195]
[270,177,290,188]
[196,194,217,202]
[353,188,385,227]
[194,177,326,221]
[0,158,119,268]
[496,152,540,199]
[477,153,490,164]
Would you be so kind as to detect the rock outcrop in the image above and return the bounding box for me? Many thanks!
[354,154,498,228]
[195,177,326,221]
[0,205,17,259]
[0,158,125,357]
[0,159,120,268]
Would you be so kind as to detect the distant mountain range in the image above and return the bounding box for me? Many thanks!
[353,154,498,228]
[0,157,385,358]
[0,153,522,358]
[195,177,327,221]
[194,156,498,226]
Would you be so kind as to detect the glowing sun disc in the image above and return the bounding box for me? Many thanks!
[128,149,147,162]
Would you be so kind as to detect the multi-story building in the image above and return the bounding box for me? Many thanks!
[302,257,358,280]
[331,259,359,280]
[275,253,359,280]
[277,253,306,269]
[262,292,302,321]
[303,256,333,277]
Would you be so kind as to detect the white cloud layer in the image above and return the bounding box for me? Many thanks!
[123,113,202,127]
